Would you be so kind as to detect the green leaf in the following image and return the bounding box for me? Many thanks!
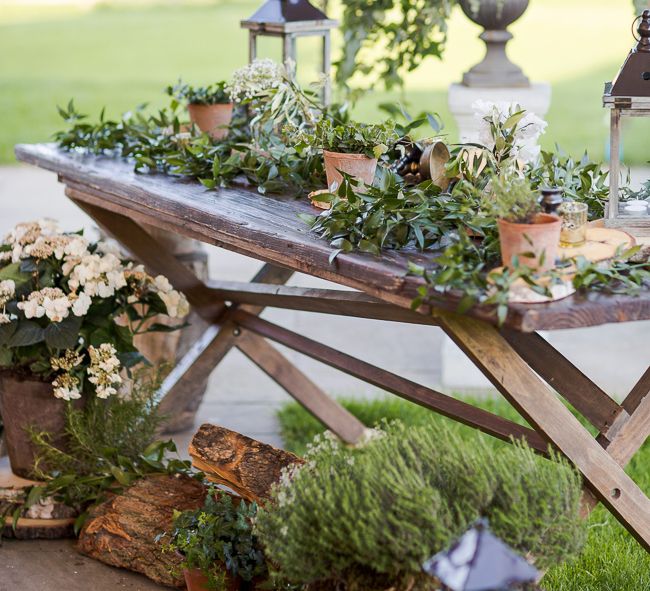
[44,316,83,349]
[0,322,17,346]
[110,466,134,486]
[8,321,45,347]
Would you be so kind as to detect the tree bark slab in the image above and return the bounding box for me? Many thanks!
[77,474,207,588]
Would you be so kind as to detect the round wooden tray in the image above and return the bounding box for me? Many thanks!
[0,460,76,539]
[559,227,636,262]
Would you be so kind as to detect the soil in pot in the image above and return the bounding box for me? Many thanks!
[497,213,561,272]
[0,373,74,478]
[323,150,377,191]
[188,103,234,140]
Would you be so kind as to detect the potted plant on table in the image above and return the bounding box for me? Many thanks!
[0,220,189,478]
[483,172,561,271]
[294,118,399,191]
[161,487,267,591]
[168,81,234,140]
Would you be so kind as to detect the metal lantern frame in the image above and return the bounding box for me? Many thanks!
[603,10,650,237]
[241,0,338,105]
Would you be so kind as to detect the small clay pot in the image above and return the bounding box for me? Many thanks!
[187,103,234,140]
[0,373,72,478]
[323,150,377,191]
[497,213,561,272]
[183,568,241,591]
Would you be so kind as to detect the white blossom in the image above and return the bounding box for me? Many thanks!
[472,100,547,165]
[88,344,122,399]
[52,373,82,401]
[158,289,190,318]
[227,58,284,102]
[71,291,92,317]
[17,287,72,322]
[0,280,15,307]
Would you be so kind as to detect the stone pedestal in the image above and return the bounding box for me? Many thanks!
[448,82,552,143]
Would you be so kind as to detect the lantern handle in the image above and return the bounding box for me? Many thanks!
[632,10,650,52]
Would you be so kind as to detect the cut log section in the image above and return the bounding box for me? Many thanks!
[189,424,304,503]
[0,463,76,539]
[77,474,207,588]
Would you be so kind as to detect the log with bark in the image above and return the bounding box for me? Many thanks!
[77,473,207,588]
[189,424,304,504]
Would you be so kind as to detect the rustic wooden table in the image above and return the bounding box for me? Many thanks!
[15,143,650,552]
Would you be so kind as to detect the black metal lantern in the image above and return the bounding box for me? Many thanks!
[241,0,338,104]
[603,10,650,236]
[422,520,539,591]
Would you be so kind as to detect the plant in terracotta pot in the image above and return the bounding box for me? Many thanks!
[0,220,189,478]
[483,172,561,272]
[161,487,267,591]
[294,118,399,191]
[168,80,233,140]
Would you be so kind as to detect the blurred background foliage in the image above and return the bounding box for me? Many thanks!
[0,0,648,165]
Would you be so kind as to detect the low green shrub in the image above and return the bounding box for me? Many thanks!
[160,488,267,590]
[256,421,586,590]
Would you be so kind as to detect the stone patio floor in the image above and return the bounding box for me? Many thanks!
[1,164,649,590]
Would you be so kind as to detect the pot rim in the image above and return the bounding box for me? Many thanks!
[188,102,234,109]
[323,149,376,161]
[497,213,561,228]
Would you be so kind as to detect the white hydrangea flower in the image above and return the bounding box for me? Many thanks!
[472,100,547,165]
[153,275,173,294]
[227,58,284,102]
[0,313,11,324]
[18,287,72,322]
[52,373,82,401]
[87,343,122,399]
[0,280,15,307]
[158,289,190,318]
[71,291,92,317]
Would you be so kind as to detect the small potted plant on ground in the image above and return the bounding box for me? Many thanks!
[168,81,233,140]
[161,488,267,591]
[0,220,189,477]
[483,172,561,271]
[295,118,399,191]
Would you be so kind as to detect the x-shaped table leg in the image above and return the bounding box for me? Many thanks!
[438,311,650,552]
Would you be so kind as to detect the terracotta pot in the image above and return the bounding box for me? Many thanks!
[0,373,70,478]
[183,568,241,591]
[497,213,561,272]
[187,103,234,140]
[323,150,377,191]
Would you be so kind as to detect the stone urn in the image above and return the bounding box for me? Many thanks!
[458,0,530,87]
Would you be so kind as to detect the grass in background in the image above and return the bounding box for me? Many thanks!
[0,0,648,165]
[277,396,650,591]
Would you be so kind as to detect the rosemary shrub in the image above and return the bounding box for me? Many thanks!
[255,421,586,590]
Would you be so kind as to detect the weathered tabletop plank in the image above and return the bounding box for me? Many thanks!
[14,143,650,332]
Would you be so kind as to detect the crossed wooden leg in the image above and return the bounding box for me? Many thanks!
[438,312,650,552]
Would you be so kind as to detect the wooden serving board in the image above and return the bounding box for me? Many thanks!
[0,459,76,539]
[559,227,636,262]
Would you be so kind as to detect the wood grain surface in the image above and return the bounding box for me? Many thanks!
[15,143,650,332]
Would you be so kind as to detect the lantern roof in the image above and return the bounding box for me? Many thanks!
[241,0,337,33]
[607,10,650,99]
[422,520,539,591]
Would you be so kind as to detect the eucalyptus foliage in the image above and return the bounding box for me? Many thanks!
[167,80,230,105]
[336,0,454,90]
[256,421,586,590]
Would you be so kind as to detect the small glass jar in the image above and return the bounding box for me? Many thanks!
[558,201,588,247]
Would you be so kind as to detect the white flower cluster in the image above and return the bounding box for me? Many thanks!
[87,343,122,399]
[67,252,127,298]
[226,58,284,102]
[0,279,15,324]
[1,220,61,263]
[472,100,548,165]
[51,349,84,400]
[17,287,92,323]
[153,275,190,318]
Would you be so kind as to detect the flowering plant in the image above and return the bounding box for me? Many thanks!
[0,220,189,401]
[225,58,284,103]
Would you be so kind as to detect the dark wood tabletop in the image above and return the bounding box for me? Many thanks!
[14,143,650,332]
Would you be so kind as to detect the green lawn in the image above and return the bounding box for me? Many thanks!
[1,0,648,164]
[277,396,650,591]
